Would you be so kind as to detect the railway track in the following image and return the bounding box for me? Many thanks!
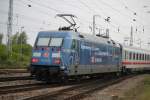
[0,74,139,100]
[0,77,100,100]
[0,77,99,95]
[0,76,34,82]
[24,75,135,100]
[0,83,60,95]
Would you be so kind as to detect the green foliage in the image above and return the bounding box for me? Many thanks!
[0,32,32,69]
[12,32,19,44]
[18,31,28,44]
[0,44,7,61]
[12,31,28,45]
[0,33,3,44]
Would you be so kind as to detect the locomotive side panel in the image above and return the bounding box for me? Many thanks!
[67,34,122,76]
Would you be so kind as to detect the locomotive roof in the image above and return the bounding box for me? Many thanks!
[79,32,121,47]
[38,30,121,47]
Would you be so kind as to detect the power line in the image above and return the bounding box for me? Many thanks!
[78,0,123,35]
[78,0,95,14]
[0,9,44,25]
[16,0,53,17]
[119,0,144,25]
[26,0,63,13]
[96,0,133,22]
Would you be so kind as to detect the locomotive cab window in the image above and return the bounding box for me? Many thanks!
[36,37,50,46]
[71,39,78,50]
[49,38,63,47]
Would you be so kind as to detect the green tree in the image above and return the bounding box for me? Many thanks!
[0,44,7,61]
[18,31,28,44]
[12,32,19,45]
[12,31,28,45]
[0,33,3,44]
[0,31,32,68]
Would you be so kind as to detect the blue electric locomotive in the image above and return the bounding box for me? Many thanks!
[30,30,122,81]
[30,14,122,81]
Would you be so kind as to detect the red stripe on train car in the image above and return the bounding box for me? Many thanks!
[122,61,150,65]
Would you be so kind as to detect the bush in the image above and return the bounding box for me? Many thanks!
[0,45,7,61]
[0,44,32,69]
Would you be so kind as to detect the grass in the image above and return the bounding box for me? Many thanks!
[122,74,150,100]
[0,61,29,69]
[0,64,28,69]
[136,76,150,100]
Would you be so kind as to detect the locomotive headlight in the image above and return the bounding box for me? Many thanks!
[60,66,66,70]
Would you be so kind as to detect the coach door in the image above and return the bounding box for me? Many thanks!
[71,39,80,74]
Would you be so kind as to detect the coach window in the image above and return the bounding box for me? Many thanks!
[136,53,138,60]
[129,52,132,60]
[126,51,129,60]
[146,54,148,61]
[133,53,135,60]
[126,51,128,60]
[145,54,146,61]
[124,51,126,60]
[146,55,148,61]
[139,54,141,60]
[142,54,144,60]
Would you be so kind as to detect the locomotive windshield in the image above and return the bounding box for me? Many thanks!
[36,37,63,47]
[36,37,50,46]
[49,38,63,46]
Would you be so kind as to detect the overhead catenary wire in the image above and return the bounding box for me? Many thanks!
[1,0,149,47]
[15,0,53,17]
[27,0,63,13]
[78,0,128,36]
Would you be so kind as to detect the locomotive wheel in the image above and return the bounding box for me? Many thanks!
[35,73,42,81]
[60,76,69,84]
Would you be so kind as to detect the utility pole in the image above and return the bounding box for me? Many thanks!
[130,26,133,46]
[105,17,110,38]
[148,42,150,47]
[20,26,24,61]
[93,15,101,35]
[137,39,142,48]
[148,38,150,47]
[7,0,13,56]
[106,28,109,38]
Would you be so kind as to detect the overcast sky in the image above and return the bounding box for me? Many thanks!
[0,0,150,48]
